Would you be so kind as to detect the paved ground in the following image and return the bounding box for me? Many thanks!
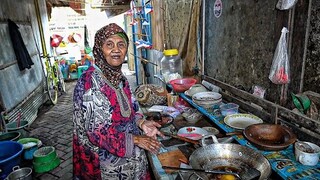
[27,64,137,179]
[29,80,75,180]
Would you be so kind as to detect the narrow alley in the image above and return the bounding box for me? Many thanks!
[29,80,76,180]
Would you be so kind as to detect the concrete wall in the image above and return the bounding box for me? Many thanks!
[304,0,320,93]
[202,0,318,105]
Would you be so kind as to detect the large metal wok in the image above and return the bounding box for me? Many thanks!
[189,141,271,180]
[243,123,297,151]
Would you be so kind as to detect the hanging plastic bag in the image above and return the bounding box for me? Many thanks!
[269,27,290,84]
[276,0,298,10]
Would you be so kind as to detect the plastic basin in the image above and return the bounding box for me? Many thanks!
[6,120,29,131]
[0,132,21,141]
[220,103,239,116]
[0,141,23,179]
[6,120,29,138]
[18,138,42,160]
[169,78,197,93]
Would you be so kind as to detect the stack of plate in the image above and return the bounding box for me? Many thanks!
[192,92,222,108]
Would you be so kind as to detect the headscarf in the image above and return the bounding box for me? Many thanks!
[93,23,129,88]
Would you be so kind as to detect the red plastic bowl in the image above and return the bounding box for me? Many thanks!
[169,78,197,93]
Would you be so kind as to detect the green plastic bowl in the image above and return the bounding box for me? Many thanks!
[33,156,60,173]
[17,138,42,149]
[33,146,57,164]
[291,93,311,113]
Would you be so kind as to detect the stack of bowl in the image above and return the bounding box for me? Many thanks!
[192,92,222,109]
[184,84,208,97]
[33,146,60,173]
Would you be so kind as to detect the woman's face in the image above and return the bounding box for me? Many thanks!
[102,34,128,67]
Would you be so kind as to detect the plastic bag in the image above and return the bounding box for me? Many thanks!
[269,27,290,84]
[276,0,298,10]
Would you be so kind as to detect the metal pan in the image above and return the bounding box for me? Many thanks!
[189,136,271,180]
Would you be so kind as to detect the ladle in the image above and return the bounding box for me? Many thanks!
[162,166,261,180]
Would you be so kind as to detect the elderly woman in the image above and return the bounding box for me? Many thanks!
[73,23,163,179]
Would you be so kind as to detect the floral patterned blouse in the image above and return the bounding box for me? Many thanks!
[73,66,150,180]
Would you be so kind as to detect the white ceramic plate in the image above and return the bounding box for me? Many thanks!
[177,127,208,140]
[224,113,263,130]
[192,92,222,101]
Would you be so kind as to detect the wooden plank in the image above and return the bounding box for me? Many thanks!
[157,149,187,174]
[202,75,320,135]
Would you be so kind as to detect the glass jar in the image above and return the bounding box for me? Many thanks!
[160,49,183,82]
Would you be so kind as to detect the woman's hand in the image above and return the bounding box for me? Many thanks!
[133,135,162,154]
[139,120,164,139]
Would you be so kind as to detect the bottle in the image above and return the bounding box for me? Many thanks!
[160,49,183,82]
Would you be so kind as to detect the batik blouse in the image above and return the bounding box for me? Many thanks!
[73,66,150,180]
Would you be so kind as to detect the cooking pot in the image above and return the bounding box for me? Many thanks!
[189,135,271,180]
[5,166,33,180]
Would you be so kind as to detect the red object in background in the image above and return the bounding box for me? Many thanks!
[169,78,197,93]
[50,34,63,47]
[274,67,289,84]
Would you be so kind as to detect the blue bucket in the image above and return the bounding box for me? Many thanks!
[0,141,23,179]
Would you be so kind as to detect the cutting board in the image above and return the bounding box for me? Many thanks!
[157,149,188,174]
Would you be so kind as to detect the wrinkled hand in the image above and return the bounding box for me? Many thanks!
[133,135,162,154]
[141,120,164,139]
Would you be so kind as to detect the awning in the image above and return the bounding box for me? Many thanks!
[46,0,131,17]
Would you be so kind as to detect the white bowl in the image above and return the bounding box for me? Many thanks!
[182,111,203,124]
[192,92,222,101]
[193,98,222,109]
[295,141,320,166]
[185,84,208,97]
